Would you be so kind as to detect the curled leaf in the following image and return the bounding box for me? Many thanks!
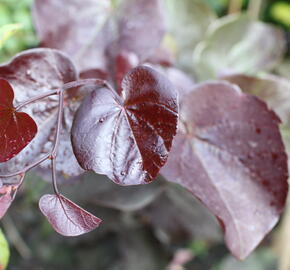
[72,66,178,185]
[162,81,288,259]
[0,174,24,219]
[39,193,102,236]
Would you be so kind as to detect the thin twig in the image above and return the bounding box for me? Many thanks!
[0,79,110,184]
[15,89,59,111]
[1,214,32,259]
[228,0,243,14]
[50,90,64,195]
[0,153,50,178]
[51,157,59,195]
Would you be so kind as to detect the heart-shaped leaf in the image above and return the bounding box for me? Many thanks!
[39,193,102,236]
[193,14,286,80]
[71,66,178,185]
[161,81,288,259]
[0,48,84,181]
[0,79,37,163]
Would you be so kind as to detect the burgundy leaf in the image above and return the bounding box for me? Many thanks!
[72,66,178,185]
[0,174,24,219]
[39,193,102,236]
[0,48,84,181]
[0,79,37,162]
[32,0,112,71]
[161,81,288,259]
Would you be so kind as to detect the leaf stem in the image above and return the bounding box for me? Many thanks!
[0,153,51,178]
[15,89,59,111]
[0,79,111,186]
[50,89,64,195]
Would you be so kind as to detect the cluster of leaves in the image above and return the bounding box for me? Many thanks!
[0,0,289,263]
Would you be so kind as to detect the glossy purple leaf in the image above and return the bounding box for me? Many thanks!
[32,0,112,71]
[161,81,288,259]
[72,66,178,185]
[39,193,102,236]
[0,174,24,219]
[0,48,84,180]
[0,79,37,162]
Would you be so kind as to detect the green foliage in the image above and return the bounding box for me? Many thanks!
[0,229,9,270]
[0,0,38,63]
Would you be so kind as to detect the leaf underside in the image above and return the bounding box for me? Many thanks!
[39,193,102,237]
[72,66,178,185]
[162,81,288,259]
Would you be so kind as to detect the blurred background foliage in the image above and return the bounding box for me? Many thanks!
[1,0,290,269]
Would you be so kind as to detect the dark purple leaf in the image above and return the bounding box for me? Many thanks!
[39,193,102,236]
[32,0,112,71]
[0,48,84,180]
[0,79,37,162]
[161,81,288,259]
[72,66,178,185]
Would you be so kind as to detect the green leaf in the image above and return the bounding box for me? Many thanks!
[193,14,286,81]
[0,23,22,49]
[0,229,9,270]
[270,1,290,28]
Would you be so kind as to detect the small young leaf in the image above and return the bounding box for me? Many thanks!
[161,81,288,259]
[39,193,102,236]
[0,229,9,270]
[72,66,178,185]
[0,79,37,162]
[0,174,24,219]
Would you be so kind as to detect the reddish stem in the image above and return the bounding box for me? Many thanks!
[0,79,111,189]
